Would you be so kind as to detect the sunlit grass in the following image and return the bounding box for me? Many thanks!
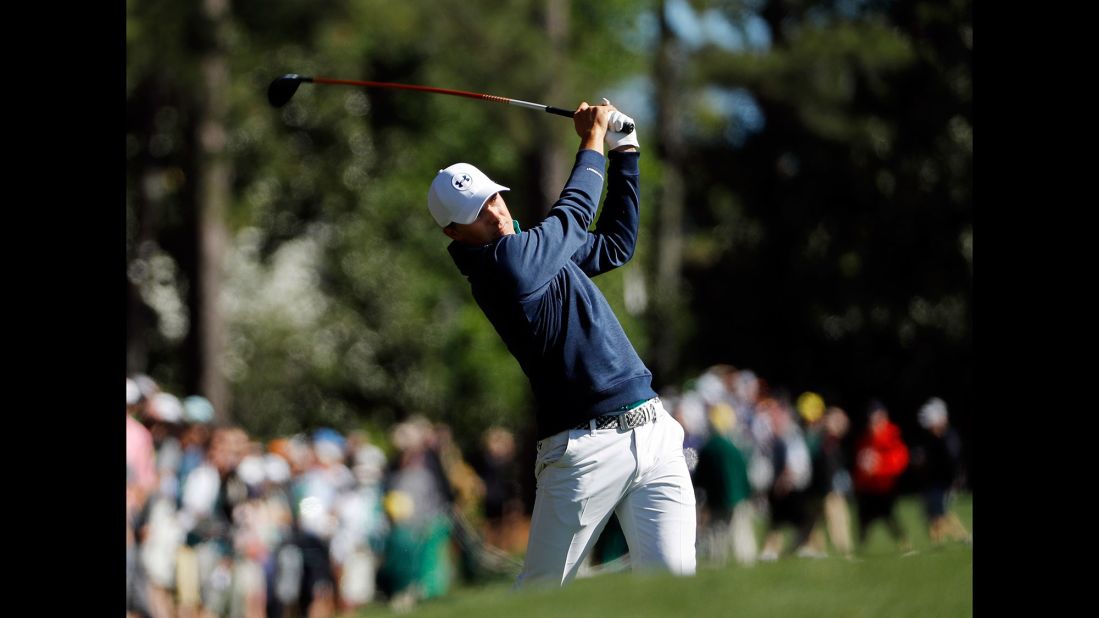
[356,493,973,617]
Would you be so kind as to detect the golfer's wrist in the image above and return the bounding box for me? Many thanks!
[580,134,606,152]
[580,132,605,154]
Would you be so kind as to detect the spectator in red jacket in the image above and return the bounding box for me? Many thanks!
[853,400,912,553]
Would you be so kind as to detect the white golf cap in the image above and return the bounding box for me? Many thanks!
[427,162,509,227]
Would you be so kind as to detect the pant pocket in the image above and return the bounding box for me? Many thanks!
[534,431,572,480]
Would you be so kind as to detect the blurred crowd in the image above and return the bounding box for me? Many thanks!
[126,365,970,618]
[671,364,971,567]
[126,375,525,618]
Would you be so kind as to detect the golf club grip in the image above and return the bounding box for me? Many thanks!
[545,106,635,134]
[544,106,575,118]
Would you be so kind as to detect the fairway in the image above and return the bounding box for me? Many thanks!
[358,494,972,617]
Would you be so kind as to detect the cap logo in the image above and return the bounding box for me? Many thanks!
[452,173,473,191]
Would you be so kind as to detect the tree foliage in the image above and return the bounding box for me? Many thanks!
[126,0,972,456]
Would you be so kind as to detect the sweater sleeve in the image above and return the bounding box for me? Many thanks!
[570,150,641,277]
[492,149,606,296]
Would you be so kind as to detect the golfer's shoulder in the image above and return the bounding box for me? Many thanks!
[490,234,534,279]
[490,234,571,293]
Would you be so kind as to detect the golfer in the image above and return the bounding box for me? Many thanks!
[427,101,696,587]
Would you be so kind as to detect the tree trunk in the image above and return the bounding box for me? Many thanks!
[651,0,688,383]
[536,0,570,216]
[195,0,232,422]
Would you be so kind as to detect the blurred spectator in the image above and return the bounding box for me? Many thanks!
[800,403,855,558]
[141,390,189,617]
[822,407,855,556]
[257,447,295,618]
[671,391,709,452]
[758,396,814,561]
[146,392,184,450]
[692,402,757,566]
[267,434,316,617]
[285,429,355,618]
[178,397,215,503]
[853,401,912,553]
[150,394,185,499]
[143,474,185,618]
[793,392,829,558]
[731,369,763,433]
[377,419,455,609]
[432,424,487,530]
[127,379,158,506]
[126,378,155,618]
[911,397,972,546]
[227,439,271,618]
[470,427,525,554]
[142,393,188,618]
[176,425,250,617]
[745,379,776,500]
[331,436,388,612]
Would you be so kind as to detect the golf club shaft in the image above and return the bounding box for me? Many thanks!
[305,76,629,131]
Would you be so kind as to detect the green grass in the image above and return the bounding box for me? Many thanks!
[358,494,972,618]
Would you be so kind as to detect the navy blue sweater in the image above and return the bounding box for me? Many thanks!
[448,149,657,440]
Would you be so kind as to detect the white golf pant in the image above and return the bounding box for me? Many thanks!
[516,400,697,587]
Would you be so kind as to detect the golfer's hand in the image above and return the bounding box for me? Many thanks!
[603,99,639,152]
[574,101,613,153]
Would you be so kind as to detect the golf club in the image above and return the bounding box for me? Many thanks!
[267,74,634,134]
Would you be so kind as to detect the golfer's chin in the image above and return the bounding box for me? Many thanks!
[470,221,513,245]
[488,223,513,241]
